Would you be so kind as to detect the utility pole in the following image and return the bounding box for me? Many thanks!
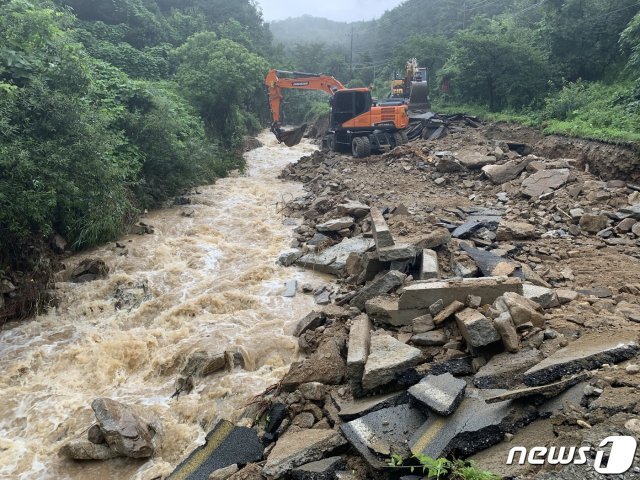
[349,25,354,78]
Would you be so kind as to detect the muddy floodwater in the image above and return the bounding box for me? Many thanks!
[0,133,320,479]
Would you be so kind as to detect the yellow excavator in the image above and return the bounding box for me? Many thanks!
[265,69,410,157]
[382,58,430,112]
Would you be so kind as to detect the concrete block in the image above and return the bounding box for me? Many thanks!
[455,308,501,348]
[420,249,440,280]
[370,208,394,249]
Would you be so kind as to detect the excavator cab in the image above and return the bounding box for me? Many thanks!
[330,90,372,128]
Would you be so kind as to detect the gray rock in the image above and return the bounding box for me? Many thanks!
[307,233,332,247]
[412,314,435,333]
[433,300,465,325]
[495,221,538,241]
[494,292,544,329]
[293,311,325,337]
[347,314,372,393]
[411,331,448,347]
[316,217,354,232]
[474,350,545,389]
[278,249,303,267]
[523,334,640,386]
[456,150,496,169]
[350,271,407,310]
[399,277,523,310]
[579,214,609,233]
[377,243,417,262]
[455,308,501,348]
[263,429,347,479]
[283,280,297,298]
[482,158,531,184]
[281,338,346,391]
[341,404,427,469]
[522,284,559,309]
[365,296,428,327]
[209,464,240,479]
[493,312,519,353]
[91,398,153,458]
[335,391,406,421]
[60,438,120,460]
[452,213,501,239]
[408,373,466,416]
[520,169,571,198]
[370,208,395,249]
[337,201,370,219]
[296,236,374,275]
[362,334,422,390]
[291,457,346,480]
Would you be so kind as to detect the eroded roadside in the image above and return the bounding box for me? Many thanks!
[210,119,640,480]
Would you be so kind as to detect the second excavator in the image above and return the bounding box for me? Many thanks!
[265,69,410,157]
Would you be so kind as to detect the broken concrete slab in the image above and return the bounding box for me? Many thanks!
[452,212,502,239]
[316,217,354,232]
[263,429,346,479]
[365,296,428,327]
[493,312,519,353]
[484,372,589,404]
[335,391,407,421]
[350,271,406,310]
[474,349,545,389]
[296,236,374,275]
[411,330,448,347]
[456,149,496,170]
[281,338,346,391]
[494,292,544,329]
[482,158,531,184]
[522,284,560,309]
[521,168,571,198]
[291,456,346,480]
[398,358,475,388]
[433,300,465,325]
[167,419,263,480]
[410,389,538,459]
[347,314,372,394]
[362,334,422,390]
[341,404,427,469]
[408,373,466,416]
[420,249,440,280]
[523,334,640,387]
[399,277,523,310]
[278,249,303,267]
[370,208,395,249]
[460,244,519,277]
[377,243,417,262]
[455,308,502,348]
[284,280,297,298]
[337,201,370,219]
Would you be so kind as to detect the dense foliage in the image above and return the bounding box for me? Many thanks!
[0,0,271,264]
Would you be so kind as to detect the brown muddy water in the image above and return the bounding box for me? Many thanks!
[0,133,321,479]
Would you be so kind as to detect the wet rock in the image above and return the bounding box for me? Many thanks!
[60,438,120,460]
[579,214,609,233]
[493,312,519,353]
[71,259,109,283]
[474,349,545,389]
[523,334,640,387]
[278,249,303,267]
[182,350,228,378]
[113,280,151,311]
[314,289,330,305]
[91,398,153,458]
[283,280,297,298]
[316,217,354,232]
[365,296,428,327]
[346,314,372,394]
[399,277,523,310]
[408,373,466,416]
[370,208,395,249]
[266,404,289,435]
[433,300,465,325]
[337,201,370,219]
[88,424,105,444]
[341,404,427,469]
[291,456,346,480]
[411,330,448,347]
[294,311,326,337]
[350,271,406,311]
[520,169,571,198]
[362,334,422,390]
[263,429,347,479]
[484,372,589,404]
[495,221,539,241]
[296,236,375,275]
[420,249,440,280]
[455,308,501,348]
[482,158,531,184]
[130,222,154,235]
[410,389,538,459]
[335,391,406,421]
[282,338,347,391]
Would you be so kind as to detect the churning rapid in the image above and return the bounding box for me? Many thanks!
[0,133,320,480]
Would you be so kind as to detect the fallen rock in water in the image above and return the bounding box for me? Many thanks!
[113,280,151,311]
[60,438,120,460]
[341,404,427,469]
[278,249,303,267]
[362,334,422,390]
[408,373,466,416]
[281,337,347,391]
[91,398,154,458]
[71,258,109,283]
[263,429,346,479]
[296,236,374,275]
[181,349,228,378]
[523,334,640,386]
[520,168,571,198]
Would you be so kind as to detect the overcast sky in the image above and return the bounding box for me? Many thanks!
[256,0,405,23]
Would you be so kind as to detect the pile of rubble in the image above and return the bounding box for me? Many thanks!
[170,122,640,479]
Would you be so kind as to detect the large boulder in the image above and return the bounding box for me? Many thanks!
[91,398,154,458]
[482,158,531,184]
[520,168,571,198]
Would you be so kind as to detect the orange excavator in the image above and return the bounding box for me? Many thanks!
[265,69,410,157]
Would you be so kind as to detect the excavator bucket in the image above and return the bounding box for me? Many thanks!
[276,124,307,147]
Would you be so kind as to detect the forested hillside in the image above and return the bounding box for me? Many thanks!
[272,0,640,143]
